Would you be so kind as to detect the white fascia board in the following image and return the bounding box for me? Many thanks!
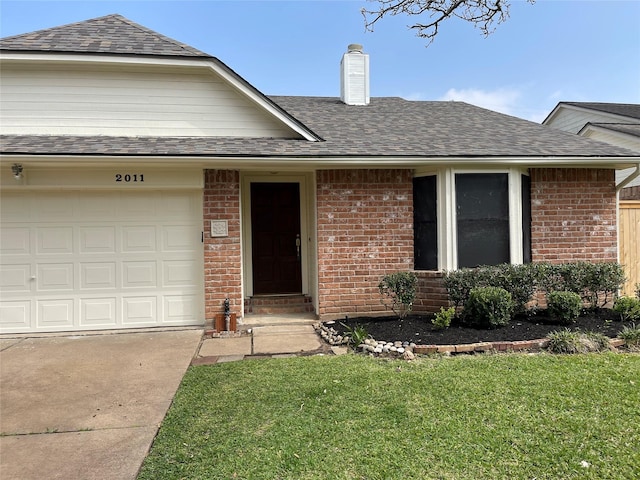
[1,52,321,142]
[2,154,639,169]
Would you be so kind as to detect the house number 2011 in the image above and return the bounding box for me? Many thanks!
[115,174,144,182]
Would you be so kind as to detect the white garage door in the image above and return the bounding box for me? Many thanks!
[0,190,203,333]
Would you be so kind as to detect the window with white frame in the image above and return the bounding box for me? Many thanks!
[413,169,531,271]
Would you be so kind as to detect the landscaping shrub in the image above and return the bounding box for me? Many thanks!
[546,329,611,354]
[546,291,582,325]
[463,287,513,329]
[443,264,537,312]
[378,271,418,319]
[613,296,640,322]
[443,262,625,314]
[536,262,625,309]
[618,323,640,348]
[432,306,455,330]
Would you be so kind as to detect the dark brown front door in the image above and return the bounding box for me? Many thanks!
[251,182,302,294]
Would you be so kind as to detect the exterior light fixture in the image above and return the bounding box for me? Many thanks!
[11,164,23,180]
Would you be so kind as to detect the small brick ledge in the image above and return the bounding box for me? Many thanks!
[413,337,626,355]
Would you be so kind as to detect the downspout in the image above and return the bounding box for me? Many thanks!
[616,163,640,193]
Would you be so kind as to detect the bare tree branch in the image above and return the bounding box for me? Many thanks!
[362,0,535,45]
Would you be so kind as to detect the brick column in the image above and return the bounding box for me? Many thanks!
[316,169,414,319]
[530,168,617,263]
[203,170,242,325]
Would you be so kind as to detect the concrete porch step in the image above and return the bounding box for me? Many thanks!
[244,294,314,315]
[241,312,317,329]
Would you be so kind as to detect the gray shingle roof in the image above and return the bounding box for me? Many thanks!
[1,15,637,161]
[1,97,638,158]
[587,123,640,139]
[0,14,209,57]
[564,102,640,121]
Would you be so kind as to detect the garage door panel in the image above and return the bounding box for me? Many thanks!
[80,263,116,290]
[123,261,157,288]
[1,190,203,333]
[35,194,74,220]
[37,263,74,291]
[118,194,157,218]
[122,226,157,252]
[77,194,116,219]
[80,298,117,327]
[0,301,31,330]
[1,227,31,255]
[162,260,197,287]
[37,299,74,328]
[79,227,116,254]
[164,294,197,322]
[37,227,74,255]
[123,296,156,324]
[0,264,32,292]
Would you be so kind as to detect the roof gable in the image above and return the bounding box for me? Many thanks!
[0,14,209,57]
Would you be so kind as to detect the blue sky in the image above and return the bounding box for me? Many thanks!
[1,0,639,122]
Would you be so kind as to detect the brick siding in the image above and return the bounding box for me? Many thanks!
[316,169,414,319]
[203,170,242,325]
[620,185,640,201]
[530,168,617,263]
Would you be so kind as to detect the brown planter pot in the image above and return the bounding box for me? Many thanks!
[214,313,237,332]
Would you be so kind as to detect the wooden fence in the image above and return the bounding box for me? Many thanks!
[620,200,640,297]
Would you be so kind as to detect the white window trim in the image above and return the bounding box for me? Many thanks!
[417,167,528,271]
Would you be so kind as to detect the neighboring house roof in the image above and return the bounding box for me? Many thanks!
[0,13,209,57]
[1,15,638,163]
[579,123,640,139]
[560,102,640,121]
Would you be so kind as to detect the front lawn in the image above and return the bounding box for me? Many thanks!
[138,354,640,480]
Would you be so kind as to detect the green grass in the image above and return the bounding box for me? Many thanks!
[138,354,640,480]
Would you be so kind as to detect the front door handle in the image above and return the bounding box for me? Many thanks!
[296,234,301,261]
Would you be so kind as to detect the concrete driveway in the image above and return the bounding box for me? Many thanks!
[0,329,202,480]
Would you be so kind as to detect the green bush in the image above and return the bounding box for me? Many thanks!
[547,291,582,325]
[378,272,418,319]
[546,329,610,354]
[463,287,513,329]
[443,264,537,312]
[432,306,455,330]
[618,323,640,347]
[613,297,640,322]
[443,262,625,314]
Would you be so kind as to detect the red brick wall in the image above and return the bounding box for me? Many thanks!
[203,170,242,325]
[316,169,414,319]
[413,271,449,314]
[620,185,640,201]
[530,168,617,263]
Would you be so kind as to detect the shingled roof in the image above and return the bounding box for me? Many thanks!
[562,103,640,121]
[0,13,209,57]
[2,97,638,159]
[1,15,638,161]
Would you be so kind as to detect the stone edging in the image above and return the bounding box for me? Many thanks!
[316,323,627,356]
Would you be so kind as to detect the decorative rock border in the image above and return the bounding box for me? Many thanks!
[316,322,628,357]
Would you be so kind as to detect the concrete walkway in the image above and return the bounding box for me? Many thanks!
[0,329,202,480]
[193,314,338,365]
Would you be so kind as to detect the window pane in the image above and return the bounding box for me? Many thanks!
[413,175,438,270]
[456,173,509,268]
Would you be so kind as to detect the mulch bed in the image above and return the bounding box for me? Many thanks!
[330,308,634,345]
